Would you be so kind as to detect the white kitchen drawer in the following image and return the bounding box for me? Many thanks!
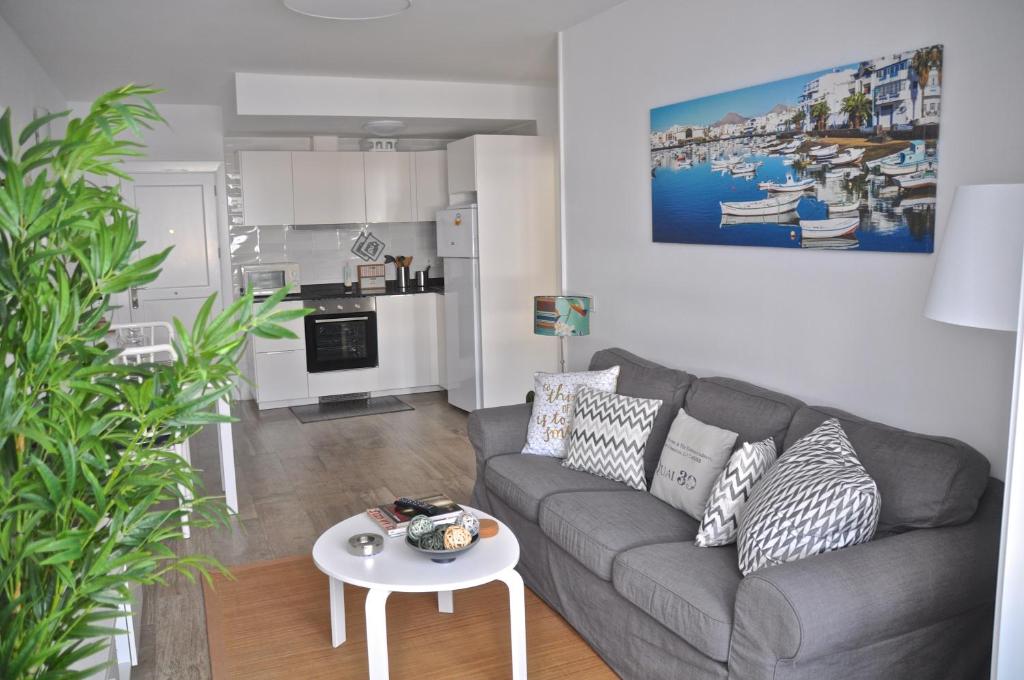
[255,351,309,403]
[307,367,380,397]
[252,300,306,353]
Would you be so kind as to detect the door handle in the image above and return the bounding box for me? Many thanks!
[314,317,369,324]
[130,287,140,309]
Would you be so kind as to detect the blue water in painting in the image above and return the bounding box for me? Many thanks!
[651,152,935,253]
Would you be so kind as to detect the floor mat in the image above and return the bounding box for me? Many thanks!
[289,396,413,423]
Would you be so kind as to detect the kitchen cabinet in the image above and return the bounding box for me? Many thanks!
[307,367,381,398]
[446,137,476,194]
[292,151,366,224]
[413,150,449,221]
[376,293,440,390]
[239,151,294,225]
[363,152,414,223]
[252,300,306,353]
[255,351,309,403]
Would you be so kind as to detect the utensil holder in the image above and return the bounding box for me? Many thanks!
[396,266,410,289]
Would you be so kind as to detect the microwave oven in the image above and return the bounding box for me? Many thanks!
[239,262,301,296]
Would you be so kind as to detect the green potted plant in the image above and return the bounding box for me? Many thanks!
[0,85,304,678]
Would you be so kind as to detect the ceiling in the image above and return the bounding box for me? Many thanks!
[0,0,624,110]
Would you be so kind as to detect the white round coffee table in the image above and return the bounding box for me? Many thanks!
[312,506,525,680]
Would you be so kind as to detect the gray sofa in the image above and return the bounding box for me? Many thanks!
[469,348,1002,680]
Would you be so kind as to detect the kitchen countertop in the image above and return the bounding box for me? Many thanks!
[253,278,445,302]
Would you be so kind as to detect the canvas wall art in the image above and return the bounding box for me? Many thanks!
[650,45,942,252]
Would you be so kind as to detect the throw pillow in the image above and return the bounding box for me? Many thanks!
[522,367,621,457]
[737,418,881,575]
[694,438,777,547]
[649,410,738,520]
[562,386,662,490]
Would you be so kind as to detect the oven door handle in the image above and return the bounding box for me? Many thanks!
[313,316,370,324]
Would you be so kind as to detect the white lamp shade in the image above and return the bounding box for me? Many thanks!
[925,184,1024,332]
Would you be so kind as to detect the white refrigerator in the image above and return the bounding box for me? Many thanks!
[436,205,482,411]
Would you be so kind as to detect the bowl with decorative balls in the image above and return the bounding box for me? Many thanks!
[405,512,481,563]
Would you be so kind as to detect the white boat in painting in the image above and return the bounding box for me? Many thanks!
[711,156,742,170]
[825,166,863,179]
[894,173,937,190]
[801,236,859,250]
[779,140,801,154]
[720,192,802,216]
[827,200,860,214]
[758,174,815,192]
[881,159,936,176]
[799,217,859,239]
[808,144,839,158]
[782,158,795,166]
[866,148,908,169]
[731,162,757,175]
[899,195,938,209]
[721,210,798,226]
[829,147,865,165]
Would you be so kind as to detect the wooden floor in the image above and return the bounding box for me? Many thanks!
[202,556,616,680]
[133,392,479,680]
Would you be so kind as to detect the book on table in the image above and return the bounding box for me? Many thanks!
[366,494,462,537]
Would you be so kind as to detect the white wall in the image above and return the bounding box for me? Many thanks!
[0,12,65,130]
[69,101,225,161]
[561,0,1024,477]
[235,72,559,139]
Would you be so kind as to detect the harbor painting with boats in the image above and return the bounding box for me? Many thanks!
[650,45,942,252]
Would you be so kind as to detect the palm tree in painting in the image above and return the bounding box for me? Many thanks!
[810,101,830,131]
[910,45,944,120]
[789,109,806,131]
[841,92,872,129]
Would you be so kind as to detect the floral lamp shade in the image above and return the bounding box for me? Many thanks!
[534,296,591,337]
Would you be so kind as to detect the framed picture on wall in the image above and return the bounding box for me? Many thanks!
[650,44,943,253]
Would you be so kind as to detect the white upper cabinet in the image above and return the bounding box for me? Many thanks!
[292,151,366,225]
[413,150,449,221]
[446,137,476,194]
[239,151,294,225]
[364,152,414,223]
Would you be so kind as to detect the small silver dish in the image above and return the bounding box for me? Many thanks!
[347,532,384,557]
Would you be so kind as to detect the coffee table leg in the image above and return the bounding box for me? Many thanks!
[329,577,346,647]
[437,590,453,614]
[365,588,392,680]
[496,569,527,680]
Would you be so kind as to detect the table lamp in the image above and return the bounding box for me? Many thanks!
[923,183,1024,678]
[534,295,591,373]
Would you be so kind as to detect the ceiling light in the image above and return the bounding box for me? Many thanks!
[363,120,406,136]
[283,0,411,21]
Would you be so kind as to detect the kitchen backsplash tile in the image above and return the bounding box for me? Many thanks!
[229,222,442,293]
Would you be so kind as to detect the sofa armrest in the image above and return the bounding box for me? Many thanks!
[729,479,1002,676]
[467,403,532,465]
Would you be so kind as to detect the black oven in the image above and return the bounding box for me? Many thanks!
[304,297,378,373]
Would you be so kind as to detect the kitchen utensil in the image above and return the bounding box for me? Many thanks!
[415,269,428,287]
[396,265,410,289]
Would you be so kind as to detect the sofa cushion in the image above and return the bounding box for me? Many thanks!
[784,406,990,532]
[589,348,695,483]
[484,453,629,522]
[613,542,742,662]
[539,490,698,580]
[683,377,804,451]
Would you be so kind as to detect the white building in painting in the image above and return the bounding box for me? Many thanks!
[917,67,941,125]
[870,53,914,130]
[799,68,856,130]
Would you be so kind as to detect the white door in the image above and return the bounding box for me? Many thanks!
[119,172,222,331]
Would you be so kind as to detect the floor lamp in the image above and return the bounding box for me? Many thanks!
[923,183,1024,679]
[533,295,592,373]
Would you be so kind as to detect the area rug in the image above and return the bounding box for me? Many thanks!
[289,396,413,423]
[202,555,617,679]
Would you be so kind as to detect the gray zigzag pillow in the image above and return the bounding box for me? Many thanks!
[563,387,662,490]
[737,418,880,575]
[695,437,777,547]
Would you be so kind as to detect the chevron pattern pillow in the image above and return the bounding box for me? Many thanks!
[694,437,777,547]
[562,387,663,490]
[737,418,880,575]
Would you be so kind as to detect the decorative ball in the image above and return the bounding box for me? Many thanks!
[407,515,434,540]
[419,531,443,551]
[444,525,472,550]
[456,512,480,537]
